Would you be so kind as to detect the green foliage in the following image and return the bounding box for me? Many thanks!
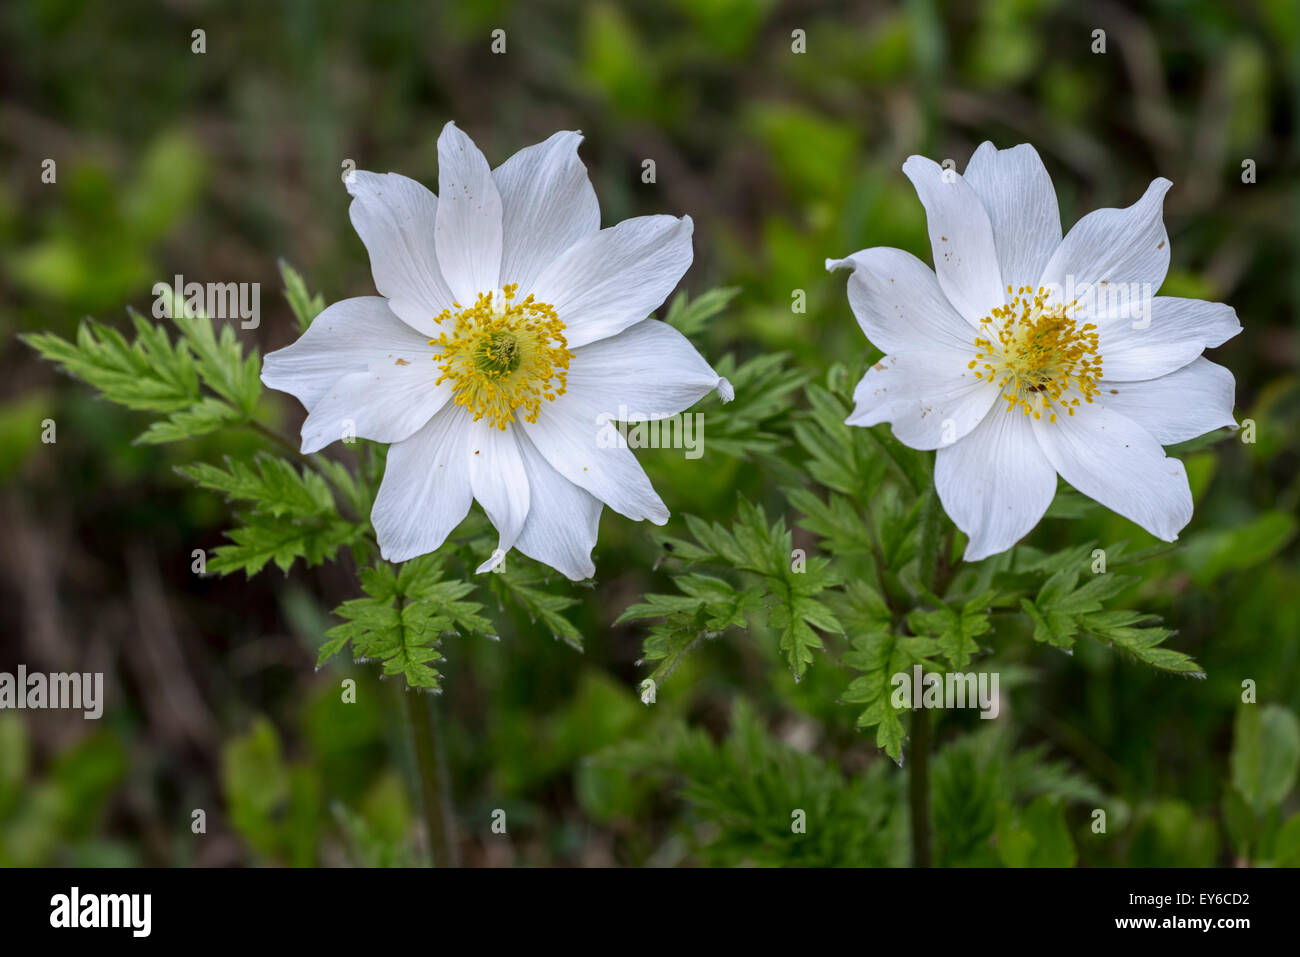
[222,717,322,866]
[24,301,258,445]
[841,632,940,762]
[178,453,365,575]
[331,772,418,868]
[12,0,1296,872]
[693,351,810,463]
[619,573,762,692]
[219,680,420,867]
[996,796,1076,867]
[321,555,492,690]
[1129,800,1219,867]
[483,555,585,650]
[1233,704,1300,809]
[633,499,844,683]
[661,285,740,339]
[931,727,1097,867]
[1018,568,1202,675]
[10,133,205,311]
[280,259,327,332]
[589,700,905,866]
[0,716,130,867]
[626,360,1208,767]
[908,592,995,670]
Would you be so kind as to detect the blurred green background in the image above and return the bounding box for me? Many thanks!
[2,0,1299,866]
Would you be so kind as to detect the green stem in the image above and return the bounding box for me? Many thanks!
[909,481,947,868]
[909,704,932,867]
[403,689,458,867]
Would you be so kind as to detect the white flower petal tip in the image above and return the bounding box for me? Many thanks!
[715,378,735,403]
[475,549,509,575]
[639,679,657,705]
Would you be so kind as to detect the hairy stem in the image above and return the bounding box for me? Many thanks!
[909,704,932,867]
[909,485,947,868]
[403,689,459,867]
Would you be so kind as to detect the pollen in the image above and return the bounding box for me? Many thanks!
[971,285,1102,421]
[430,283,573,430]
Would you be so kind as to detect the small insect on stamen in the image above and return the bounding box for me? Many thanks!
[970,286,1103,423]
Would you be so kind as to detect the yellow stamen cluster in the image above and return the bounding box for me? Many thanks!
[431,283,572,430]
[969,285,1102,423]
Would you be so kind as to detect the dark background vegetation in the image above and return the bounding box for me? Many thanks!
[2,0,1298,866]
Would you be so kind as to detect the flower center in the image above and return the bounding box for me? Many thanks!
[431,284,573,430]
[969,285,1102,423]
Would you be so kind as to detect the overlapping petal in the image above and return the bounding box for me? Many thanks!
[435,122,503,303]
[346,173,457,336]
[494,130,600,296]
[826,247,976,356]
[963,142,1062,290]
[261,297,432,407]
[528,214,693,349]
[1038,177,1172,309]
[1100,357,1237,445]
[565,318,730,420]
[847,352,998,450]
[372,403,476,563]
[1095,297,1241,381]
[901,155,1005,325]
[468,423,531,573]
[936,405,1059,561]
[1032,402,1193,543]
[522,391,669,524]
[513,433,602,581]
[298,363,450,454]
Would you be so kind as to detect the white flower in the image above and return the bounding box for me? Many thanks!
[263,123,731,580]
[828,143,1240,561]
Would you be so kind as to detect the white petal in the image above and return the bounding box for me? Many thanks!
[936,405,1058,561]
[372,404,475,563]
[1100,357,1236,445]
[1097,297,1242,381]
[1038,177,1172,302]
[468,422,530,573]
[565,319,726,420]
[846,352,999,451]
[346,171,457,336]
[1032,402,1193,542]
[522,392,668,523]
[298,360,449,453]
[902,155,1005,325]
[435,122,503,304]
[261,297,429,408]
[825,247,976,356]
[962,142,1062,291]
[494,130,600,296]
[529,214,693,349]
[513,432,602,580]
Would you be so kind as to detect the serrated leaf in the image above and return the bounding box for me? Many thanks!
[842,629,941,762]
[137,397,244,444]
[661,285,739,338]
[280,259,326,332]
[177,454,336,517]
[24,315,199,412]
[207,512,360,576]
[322,556,490,690]
[908,591,993,669]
